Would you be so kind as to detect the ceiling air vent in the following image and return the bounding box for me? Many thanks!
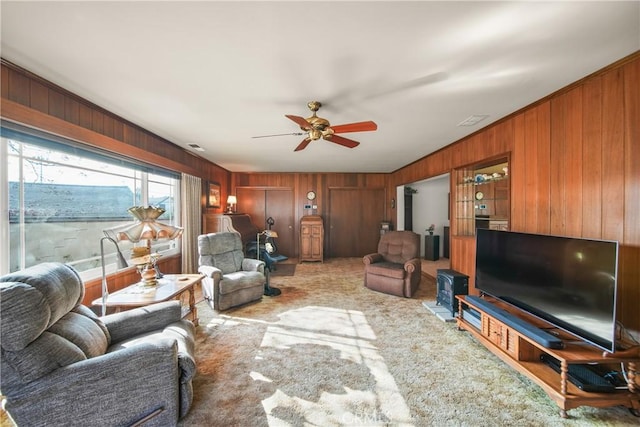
[187,143,205,152]
[457,115,489,127]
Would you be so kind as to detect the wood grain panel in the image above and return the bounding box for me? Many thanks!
[535,103,551,234]
[523,107,540,231]
[30,80,49,113]
[64,97,80,125]
[601,68,625,242]
[450,235,476,291]
[78,102,93,129]
[328,188,384,257]
[549,95,568,235]
[565,88,584,238]
[582,77,603,239]
[623,58,640,246]
[620,58,640,333]
[1,65,8,99]
[91,109,104,134]
[8,68,30,105]
[48,89,65,120]
[510,114,526,231]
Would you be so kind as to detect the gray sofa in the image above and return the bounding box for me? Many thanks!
[0,262,196,427]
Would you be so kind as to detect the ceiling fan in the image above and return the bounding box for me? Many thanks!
[253,101,377,151]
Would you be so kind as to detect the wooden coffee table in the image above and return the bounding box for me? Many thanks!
[92,274,204,326]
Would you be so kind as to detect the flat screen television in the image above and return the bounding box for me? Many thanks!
[475,229,619,353]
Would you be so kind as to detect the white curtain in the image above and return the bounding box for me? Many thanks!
[181,173,202,273]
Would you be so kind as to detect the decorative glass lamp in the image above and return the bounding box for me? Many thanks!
[104,206,183,286]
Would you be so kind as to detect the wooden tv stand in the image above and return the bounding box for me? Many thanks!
[456,295,640,418]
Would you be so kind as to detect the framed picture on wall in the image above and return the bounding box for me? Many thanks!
[207,182,221,208]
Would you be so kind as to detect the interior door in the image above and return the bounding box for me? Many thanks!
[264,189,295,257]
[236,188,295,258]
[329,188,385,257]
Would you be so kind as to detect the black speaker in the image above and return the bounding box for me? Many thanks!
[436,269,469,316]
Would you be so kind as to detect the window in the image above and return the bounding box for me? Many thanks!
[1,125,181,281]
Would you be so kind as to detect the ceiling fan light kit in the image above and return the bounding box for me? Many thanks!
[260,101,378,152]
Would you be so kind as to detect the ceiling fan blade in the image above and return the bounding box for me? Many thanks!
[252,132,305,138]
[330,120,377,134]
[285,114,312,130]
[294,138,312,152]
[324,134,360,149]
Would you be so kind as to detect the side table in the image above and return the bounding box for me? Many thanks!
[92,274,203,326]
[425,235,440,261]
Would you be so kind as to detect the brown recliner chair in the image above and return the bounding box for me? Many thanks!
[363,231,422,297]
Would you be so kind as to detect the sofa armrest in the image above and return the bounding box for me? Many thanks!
[403,257,421,273]
[363,253,384,265]
[242,258,265,273]
[103,301,182,343]
[198,265,222,280]
[4,339,181,426]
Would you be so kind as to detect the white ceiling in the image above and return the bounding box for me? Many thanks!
[2,1,638,173]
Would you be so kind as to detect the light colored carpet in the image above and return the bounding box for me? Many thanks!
[179,258,638,427]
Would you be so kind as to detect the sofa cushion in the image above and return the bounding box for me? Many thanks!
[367,262,405,279]
[0,282,51,351]
[0,262,84,331]
[107,320,196,383]
[0,263,110,384]
[219,271,265,294]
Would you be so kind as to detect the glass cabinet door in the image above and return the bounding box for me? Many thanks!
[453,159,509,237]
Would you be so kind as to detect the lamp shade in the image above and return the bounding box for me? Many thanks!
[227,195,237,205]
[104,206,183,243]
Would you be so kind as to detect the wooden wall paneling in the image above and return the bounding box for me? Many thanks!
[30,79,48,113]
[549,95,568,235]
[450,236,476,290]
[328,188,385,257]
[601,68,625,242]
[64,97,80,125]
[523,107,540,231]
[91,109,104,134]
[623,59,640,247]
[78,102,93,129]
[535,103,551,234]
[1,65,9,98]
[103,114,115,139]
[582,76,603,240]
[621,59,640,336]
[510,114,526,231]
[48,88,65,120]
[7,68,29,105]
[564,88,584,238]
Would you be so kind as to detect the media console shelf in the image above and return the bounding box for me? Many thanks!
[456,295,640,418]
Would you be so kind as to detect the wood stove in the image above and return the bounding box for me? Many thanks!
[436,269,469,316]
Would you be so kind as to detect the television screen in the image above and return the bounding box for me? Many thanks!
[475,229,619,353]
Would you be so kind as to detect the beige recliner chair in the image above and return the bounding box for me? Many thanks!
[198,232,266,310]
[363,230,422,297]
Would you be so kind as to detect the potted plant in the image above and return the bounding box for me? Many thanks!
[426,224,435,235]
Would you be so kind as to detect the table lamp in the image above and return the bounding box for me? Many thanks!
[226,195,237,213]
[104,206,183,286]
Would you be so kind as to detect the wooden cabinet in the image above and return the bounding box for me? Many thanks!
[457,295,640,418]
[424,235,440,261]
[300,215,324,262]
